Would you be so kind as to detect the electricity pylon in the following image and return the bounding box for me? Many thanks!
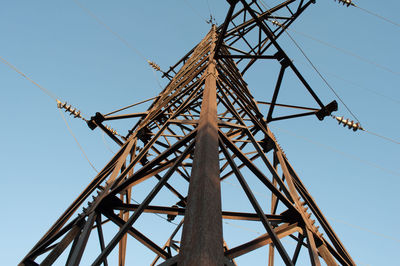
[20,1,354,265]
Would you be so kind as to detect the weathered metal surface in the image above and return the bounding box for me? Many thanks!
[20,3,354,264]
[179,26,224,266]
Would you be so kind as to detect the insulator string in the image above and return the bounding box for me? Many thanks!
[332,115,399,144]
[332,115,363,131]
[0,55,102,173]
[57,100,86,121]
[334,0,355,7]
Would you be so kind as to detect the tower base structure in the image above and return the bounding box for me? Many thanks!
[20,26,354,266]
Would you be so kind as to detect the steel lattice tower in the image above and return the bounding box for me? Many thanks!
[20,1,354,265]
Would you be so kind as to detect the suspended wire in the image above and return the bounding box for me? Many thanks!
[205,0,216,25]
[328,216,400,244]
[72,0,164,89]
[72,0,146,60]
[58,109,99,173]
[182,0,209,24]
[0,56,58,101]
[362,129,400,145]
[206,0,213,17]
[262,2,400,148]
[354,5,400,29]
[102,132,116,154]
[263,4,400,145]
[222,165,400,244]
[259,0,362,124]
[260,4,400,104]
[270,125,400,177]
[324,71,400,105]
[288,33,361,123]
[285,27,400,77]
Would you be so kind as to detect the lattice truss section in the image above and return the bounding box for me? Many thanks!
[164,0,317,76]
[20,26,354,266]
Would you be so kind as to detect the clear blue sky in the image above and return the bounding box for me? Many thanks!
[1,1,399,265]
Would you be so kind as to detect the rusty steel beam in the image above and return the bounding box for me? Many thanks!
[225,223,302,259]
[179,26,224,266]
[112,202,288,223]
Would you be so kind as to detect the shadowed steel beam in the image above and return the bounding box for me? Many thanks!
[112,202,288,222]
[40,225,81,266]
[179,26,224,266]
[91,141,195,265]
[219,139,293,265]
[67,212,97,266]
[239,0,325,108]
[225,223,302,259]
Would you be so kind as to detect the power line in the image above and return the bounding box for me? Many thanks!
[362,129,400,145]
[283,31,362,124]
[328,216,400,244]
[182,0,209,24]
[0,56,58,102]
[102,132,116,154]
[222,167,400,244]
[72,0,164,89]
[354,5,400,29]
[324,71,400,105]
[59,109,99,173]
[286,27,400,77]
[259,0,362,124]
[270,125,400,177]
[72,0,146,60]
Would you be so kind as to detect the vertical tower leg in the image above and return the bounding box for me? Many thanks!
[179,30,223,265]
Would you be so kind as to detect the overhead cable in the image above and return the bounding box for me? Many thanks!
[284,27,400,77]
[182,0,210,24]
[270,125,400,176]
[72,0,166,88]
[354,5,400,29]
[58,109,99,173]
[259,0,362,124]
[0,56,58,101]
